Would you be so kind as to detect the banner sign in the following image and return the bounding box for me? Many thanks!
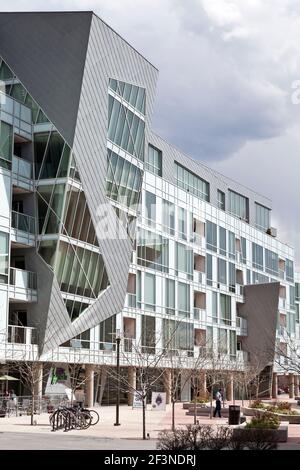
[151,392,166,411]
[132,391,143,409]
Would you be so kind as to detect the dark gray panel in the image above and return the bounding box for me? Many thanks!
[0,11,92,147]
[38,13,158,350]
[239,282,280,369]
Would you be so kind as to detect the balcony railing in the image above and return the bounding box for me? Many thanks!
[279,298,286,310]
[10,268,37,290]
[236,350,249,363]
[236,316,247,335]
[193,307,206,322]
[193,270,205,284]
[12,155,32,180]
[125,293,137,308]
[11,211,35,234]
[7,325,37,345]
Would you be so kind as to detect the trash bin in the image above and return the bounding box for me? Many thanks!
[228,405,240,425]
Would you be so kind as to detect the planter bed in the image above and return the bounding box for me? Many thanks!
[183,402,210,410]
[232,421,288,443]
[242,406,300,424]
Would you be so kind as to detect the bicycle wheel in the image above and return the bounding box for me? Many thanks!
[88,410,99,426]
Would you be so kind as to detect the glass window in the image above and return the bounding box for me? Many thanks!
[247,269,251,284]
[219,227,226,256]
[229,262,236,293]
[212,291,218,323]
[220,294,231,326]
[163,319,193,352]
[230,330,236,357]
[142,316,156,352]
[206,254,213,286]
[146,144,162,176]
[176,242,193,278]
[108,94,145,161]
[286,259,294,282]
[162,199,175,235]
[178,207,187,240]
[178,282,190,317]
[106,150,142,209]
[165,278,175,315]
[255,203,270,231]
[241,237,247,264]
[99,315,116,345]
[137,229,169,273]
[265,249,278,276]
[228,231,236,260]
[218,328,228,355]
[145,191,156,226]
[0,121,12,169]
[218,258,227,285]
[109,78,145,114]
[228,190,248,222]
[0,231,9,283]
[144,272,155,311]
[252,243,264,270]
[217,190,225,210]
[206,221,217,252]
[175,162,209,202]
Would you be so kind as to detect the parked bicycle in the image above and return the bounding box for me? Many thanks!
[49,405,99,432]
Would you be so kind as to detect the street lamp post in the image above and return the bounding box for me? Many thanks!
[114,331,121,426]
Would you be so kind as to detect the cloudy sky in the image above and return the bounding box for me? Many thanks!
[4,0,300,268]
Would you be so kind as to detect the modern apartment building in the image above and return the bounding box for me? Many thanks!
[0,11,299,405]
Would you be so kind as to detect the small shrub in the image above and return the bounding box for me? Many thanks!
[274,401,291,411]
[250,399,266,409]
[246,411,280,430]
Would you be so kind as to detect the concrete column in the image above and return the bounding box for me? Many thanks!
[164,369,171,404]
[198,371,207,397]
[33,362,43,399]
[272,372,278,399]
[289,373,295,399]
[180,370,191,402]
[85,365,95,408]
[294,376,299,397]
[226,374,234,402]
[127,367,136,406]
[98,366,107,405]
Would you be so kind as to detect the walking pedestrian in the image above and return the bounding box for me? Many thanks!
[213,389,222,418]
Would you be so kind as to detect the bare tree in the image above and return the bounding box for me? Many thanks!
[106,333,168,440]
[9,360,50,425]
[274,328,300,375]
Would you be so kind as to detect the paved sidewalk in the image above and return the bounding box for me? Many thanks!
[0,400,300,449]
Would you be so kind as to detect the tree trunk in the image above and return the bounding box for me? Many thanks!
[142,397,146,440]
[172,400,175,431]
[31,393,34,426]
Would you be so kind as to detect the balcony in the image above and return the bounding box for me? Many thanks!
[279,298,286,310]
[236,316,247,335]
[9,268,37,302]
[236,350,249,363]
[193,307,206,322]
[236,284,245,296]
[11,211,36,247]
[12,155,34,193]
[193,270,205,285]
[125,293,137,309]
[190,232,205,248]
[7,325,37,345]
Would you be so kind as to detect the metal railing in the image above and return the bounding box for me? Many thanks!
[125,293,137,308]
[7,325,37,345]
[12,155,32,180]
[11,211,35,234]
[10,267,37,290]
[193,307,206,322]
[236,316,247,335]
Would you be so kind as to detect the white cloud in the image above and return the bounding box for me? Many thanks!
[2,1,300,267]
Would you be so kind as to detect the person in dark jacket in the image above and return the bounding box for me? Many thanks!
[213,389,222,418]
